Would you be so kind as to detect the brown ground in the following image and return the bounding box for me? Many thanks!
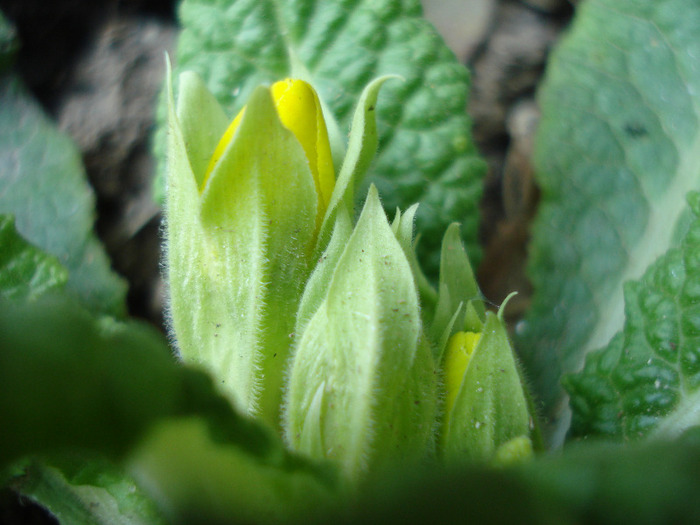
[0,0,573,521]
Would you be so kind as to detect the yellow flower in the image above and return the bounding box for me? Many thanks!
[443,331,481,420]
[202,79,335,228]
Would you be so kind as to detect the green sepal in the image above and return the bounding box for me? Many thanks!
[165,68,318,429]
[296,208,353,336]
[439,312,532,463]
[391,205,438,325]
[492,436,534,467]
[431,223,484,361]
[284,186,437,480]
[175,71,229,189]
[316,76,398,256]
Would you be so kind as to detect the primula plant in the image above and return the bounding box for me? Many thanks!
[165,64,536,480]
[4,0,700,524]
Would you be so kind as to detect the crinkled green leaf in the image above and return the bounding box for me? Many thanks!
[0,75,127,316]
[10,460,167,525]
[157,0,486,275]
[0,296,338,522]
[0,214,68,300]
[517,0,700,444]
[565,193,700,442]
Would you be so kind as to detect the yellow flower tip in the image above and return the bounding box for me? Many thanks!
[199,79,335,225]
[443,331,481,419]
[201,107,245,192]
[271,78,335,221]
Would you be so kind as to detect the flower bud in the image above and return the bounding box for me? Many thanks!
[439,310,534,463]
[283,187,437,480]
[164,69,334,429]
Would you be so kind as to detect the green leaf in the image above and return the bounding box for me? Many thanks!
[10,460,167,525]
[129,418,339,524]
[517,0,700,445]
[158,0,486,275]
[0,295,338,522]
[565,193,700,442]
[0,75,127,316]
[0,214,68,300]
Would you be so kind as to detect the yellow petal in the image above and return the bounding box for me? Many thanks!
[200,79,335,227]
[271,79,335,220]
[200,107,245,192]
[443,331,481,421]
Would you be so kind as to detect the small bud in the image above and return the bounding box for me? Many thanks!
[439,310,534,463]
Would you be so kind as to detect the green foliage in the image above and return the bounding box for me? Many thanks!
[0,214,68,300]
[517,0,700,444]
[157,0,486,275]
[10,460,167,525]
[335,428,700,525]
[0,75,127,316]
[0,296,338,522]
[565,193,700,441]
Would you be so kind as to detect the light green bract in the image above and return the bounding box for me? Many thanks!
[165,68,537,480]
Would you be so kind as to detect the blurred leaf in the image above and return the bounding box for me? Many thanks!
[156,0,486,275]
[0,75,127,316]
[517,0,700,444]
[0,214,68,300]
[0,295,338,522]
[565,193,700,441]
[11,460,167,525]
[331,429,700,525]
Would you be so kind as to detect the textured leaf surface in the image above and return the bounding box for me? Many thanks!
[565,194,700,441]
[0,75,127,316]
[159,0,486,274]
[0,214,68,300]
[517,0,700,444]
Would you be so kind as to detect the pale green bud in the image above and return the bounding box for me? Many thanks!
[283,186,437,480]
[438,306,535,463]
[164,68,334,429]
